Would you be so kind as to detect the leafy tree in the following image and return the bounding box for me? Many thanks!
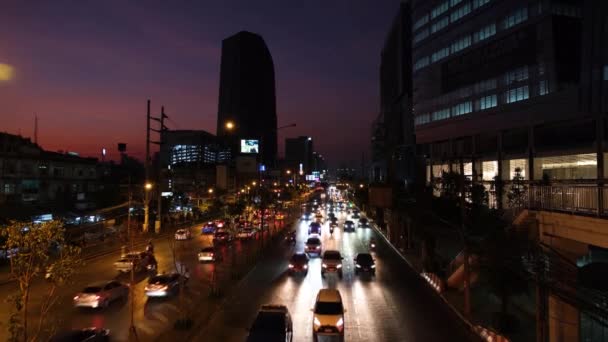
[507,167,527,209]
[2,220,81,341]
[439,171,460,201]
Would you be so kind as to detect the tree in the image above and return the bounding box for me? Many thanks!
[507,167,527,209]
[2,220,81,341]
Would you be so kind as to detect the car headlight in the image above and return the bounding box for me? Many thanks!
[336,317,344,327]
[303,265,308,269]
[355,264,361,268]
[322,263,327,268]
[371,264,376,268]
[314,317,321,327]
[337,264,342,268]
[288,264,294,268]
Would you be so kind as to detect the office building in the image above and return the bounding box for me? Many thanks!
[285,136,313,174]
[216,31,278,165]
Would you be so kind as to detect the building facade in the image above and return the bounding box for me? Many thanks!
[0,132,99,217]
[216,31,278,165]
[371,2,416,187]
[285,136,313,174]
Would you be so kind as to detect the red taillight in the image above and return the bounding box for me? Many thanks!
[210,253,214,256]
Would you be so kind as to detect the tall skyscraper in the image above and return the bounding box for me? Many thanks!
[285,136,313,173]
[217,31,278,165]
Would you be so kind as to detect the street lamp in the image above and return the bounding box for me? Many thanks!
[208,188,214,194]
[225,120,235,131]
[145,182,153,190]
[286,170,292,175]
[143,182,153,232]
[252,181,257,186]
[359,184,364,189]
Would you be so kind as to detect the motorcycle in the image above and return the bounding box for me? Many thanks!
[329,226,334,235]
[369,239,377,251]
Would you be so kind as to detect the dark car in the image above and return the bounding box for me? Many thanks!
[288,253,309,275]
[329,216,338,224]
[247,304,293,342]
[343,220,355,232]
[308,222,322,235]
[50,328,110,342]
[301,212,313,220]
[354,253,376,275]
[213,230,232,244]
[358,218,369,228]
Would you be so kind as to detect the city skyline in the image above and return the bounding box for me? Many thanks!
[0,0,401,167]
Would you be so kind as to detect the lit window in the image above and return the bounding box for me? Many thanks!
[431,47,450,62]
[505,85,529,103]
[450,3,471,22]
[451,35,472,53]
[451,101,472,117]
[431,17,449,33]
[413,14,429,30]
[482,161,498,181]
[432,108,451,121]
[450,0,462,7]
[539,80,548,95]
[413,56,430,71]
[431,1,449,19]
[478,94,497,110]
[473,0,491,9]
[415,114,431,126]
[473,23,496,42]
[504,65,529,85]
[414,29,430,44]
[503,7,528,29]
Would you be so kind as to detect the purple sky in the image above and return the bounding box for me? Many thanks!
[1,0,400,167]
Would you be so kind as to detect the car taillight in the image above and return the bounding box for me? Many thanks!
[73,295,79,300]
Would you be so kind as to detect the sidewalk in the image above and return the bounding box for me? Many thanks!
[367,208,536,342]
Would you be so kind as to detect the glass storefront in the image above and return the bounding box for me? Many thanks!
[534,153,597,180]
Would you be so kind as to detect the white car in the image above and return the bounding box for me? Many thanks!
[312,289,345,340]
[198,247,216,262]
[174,229,191,240]
[73,280,128,308]
[237,228,256,240]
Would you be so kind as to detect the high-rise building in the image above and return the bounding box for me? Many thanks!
[285,136,313,173]
[216,31,278,165]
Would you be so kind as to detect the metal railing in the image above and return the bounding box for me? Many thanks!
[527,184,602,216]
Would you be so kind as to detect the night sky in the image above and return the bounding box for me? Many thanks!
[1,0,401,167]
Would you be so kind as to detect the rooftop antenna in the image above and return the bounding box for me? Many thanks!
[34,113,38,144]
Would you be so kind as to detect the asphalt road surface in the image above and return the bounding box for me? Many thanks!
[194,209,477,342]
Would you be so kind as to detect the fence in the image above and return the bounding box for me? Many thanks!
[527,184,603,216]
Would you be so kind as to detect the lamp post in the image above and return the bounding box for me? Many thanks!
[143,182,153,232]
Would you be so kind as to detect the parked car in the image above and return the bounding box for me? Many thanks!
[114,252,156,273]
[73,280,128,308]
[312,289,345,340]
[174,228,192,240]
[247,304,293,342]
[50,328,110,342]
[145,273,188,298]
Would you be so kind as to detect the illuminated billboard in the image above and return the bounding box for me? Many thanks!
[240,139,259,154]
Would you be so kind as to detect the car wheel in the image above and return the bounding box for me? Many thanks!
[102,299,110,308]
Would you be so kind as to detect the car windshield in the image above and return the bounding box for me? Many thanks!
[306,238,320,245]
[324,252,341,260]
[251,312,285,331]
[201,247,214,253]
[345,221,353,225]
[82,286,102,293]
[357,254,373,263]
[291,254,307,263]
[148,276,170,284]
[315,302,343,315]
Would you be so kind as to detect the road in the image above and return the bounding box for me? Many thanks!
[194,208,477,342]
[0,220,284,341]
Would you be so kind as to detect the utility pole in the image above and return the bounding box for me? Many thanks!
[151,106,168,234]
[459,159,471,318]
[34,114,38,145]
[144,100,151,232]
[127,176,138,341]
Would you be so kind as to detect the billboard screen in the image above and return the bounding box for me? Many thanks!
[240,139,259,154]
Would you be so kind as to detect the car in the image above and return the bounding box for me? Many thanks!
[174,228,191,240]
[288,253,309,275]
[351,212,361,219]
[275,212,285,220]
[50,328,110,342]
[305,236,322,256]
[358,217,369,228]
[114,252,156,273]
[145,273,188,298]
[214,219,225,228]
[237,228,256,240]
[312,289,345,340]
[73,280,129,308]
[213,230,232,244]
[329,216,338,224]
[198,247,217,262]
[247,304,293,342]
[321,250,343,278]
[343,220,355,232]
[301,212,312,221]
[308,222,322,235]
[354,253,376,275]
[329,223,338,231]
[201,222,216,234]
